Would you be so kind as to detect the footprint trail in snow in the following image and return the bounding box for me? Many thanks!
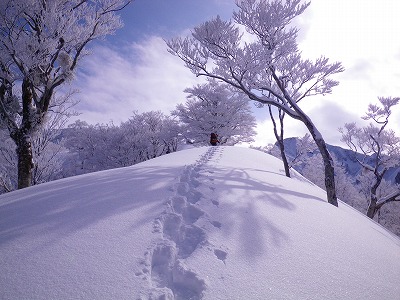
[136,147,228,300]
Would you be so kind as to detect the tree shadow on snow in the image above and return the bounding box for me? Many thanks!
[0,165,180,248]
[207,166,326,259]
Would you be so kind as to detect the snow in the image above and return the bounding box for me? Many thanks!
[0,146,399,300]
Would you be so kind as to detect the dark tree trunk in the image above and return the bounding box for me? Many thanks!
[303,119,338,207]
[16,135,33,189]
[13,78,35,189]
[321,150,338,207]
[277,139,290,177]
[366,200,377,219]
[366,172,384,218]
[269,105,290,177]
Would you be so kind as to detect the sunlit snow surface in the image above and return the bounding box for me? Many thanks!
[1,147,399,299]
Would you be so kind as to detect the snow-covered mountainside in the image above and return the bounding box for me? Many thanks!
[0,146,399,299]
[282,137,400,183]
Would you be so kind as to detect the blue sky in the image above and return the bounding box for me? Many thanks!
[116,0,234,42]
[69,0,400,147]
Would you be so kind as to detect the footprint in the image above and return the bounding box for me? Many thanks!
[141,151,213,299]
[180,167,200,185]
[211,220,222,229]
[183,204,205,224]
[186,190,202,204]
[214,249,228,263]
[189,178,201,188]
[178,225,206,259]
[211,199,219,206]
[162,213,183,242]
[150,241,176,288]
[179,168,191,183]
[172,260,206,299]
[170,195,187,214]
[174,182,190,196]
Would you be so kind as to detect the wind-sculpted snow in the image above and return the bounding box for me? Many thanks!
[137,147,227,299]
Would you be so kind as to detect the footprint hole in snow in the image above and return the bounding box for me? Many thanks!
[211,220,222,228]
[170,196,187,214]
[189,179,201,188]
[187,190,202,204]
[211,199,219,206]
[178,225,206,259]
[150,243,176,288]
[172,260,206,298]
[175,182,190,196]
[151,243,176,269]
[162,213,183,242]
[183,204,205,224]
[214,249,228,262]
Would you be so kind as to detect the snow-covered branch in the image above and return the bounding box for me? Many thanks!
[376,189,400,207]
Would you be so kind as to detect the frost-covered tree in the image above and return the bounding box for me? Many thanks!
[339,96,400,218]
[167,0,344,206]
[122,111,180,160]
[0,92,77,193]
[173,80,256,146]
[64,112,180,175]
[64,121,124,174]
[0,0,130,188]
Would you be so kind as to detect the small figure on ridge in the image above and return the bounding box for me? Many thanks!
[210,132,219,146]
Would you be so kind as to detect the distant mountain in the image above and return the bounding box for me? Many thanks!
[282,137,400,184]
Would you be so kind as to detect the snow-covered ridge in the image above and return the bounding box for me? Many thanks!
[0,146,399,299]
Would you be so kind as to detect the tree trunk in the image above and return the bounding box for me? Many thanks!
[277,139,290,177]
[16,135,33,189]
[269,105,290,177]
[366,199,377,218]
[366,174,382,219]
[14,78,35,189]
[303,120,338,207]
[321,150,338,207]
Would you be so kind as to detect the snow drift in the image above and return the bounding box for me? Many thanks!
[0,146,399,300]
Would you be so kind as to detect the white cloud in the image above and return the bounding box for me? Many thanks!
[293,0,400,145]
[70,36,200,124]
[250,118,274,147]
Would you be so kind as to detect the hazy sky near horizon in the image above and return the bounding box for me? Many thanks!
[69,0,400,146]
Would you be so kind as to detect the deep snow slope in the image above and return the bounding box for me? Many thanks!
[0,146,399,300]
